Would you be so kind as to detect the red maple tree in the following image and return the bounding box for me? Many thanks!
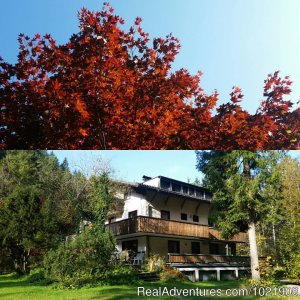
[0,3,299,149]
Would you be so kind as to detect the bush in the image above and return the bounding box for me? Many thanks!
[43,228,115,287]
[144,254,165,273]
[159,267,186,282]
[25,268,45,283]
[24,268,51,285]
[286,252,300,282]
[272,266,286,280]
[259,256,275,284]
[102,265,139,285]
[249,256,285,287]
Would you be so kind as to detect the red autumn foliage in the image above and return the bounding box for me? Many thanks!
[0,4,299,149]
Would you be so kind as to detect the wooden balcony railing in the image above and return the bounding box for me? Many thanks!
[107,216,247,243]
[168,254,250,265]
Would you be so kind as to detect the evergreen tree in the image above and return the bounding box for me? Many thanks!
[60,158,69,172]
[196,150,284,279]
[0,151,80,273]
[276,156,300,278]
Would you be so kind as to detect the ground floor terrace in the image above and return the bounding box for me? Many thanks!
[115,235,250,281]
[115,235,242,258]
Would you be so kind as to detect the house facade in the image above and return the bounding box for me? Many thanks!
[107,175,250,281]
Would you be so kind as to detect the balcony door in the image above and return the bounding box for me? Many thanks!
[128,210,137,219]
[209,243,219,255]
[191,242,201,254]
[122,240,138,255]
[128,210,137,232]
[161,210,170,220]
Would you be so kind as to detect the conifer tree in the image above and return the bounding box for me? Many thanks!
[0,151,80,273]
[196,150,283,279]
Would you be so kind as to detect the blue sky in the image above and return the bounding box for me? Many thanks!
[1,0,300,113]
[52,150,202,183]
[52,150,300,183]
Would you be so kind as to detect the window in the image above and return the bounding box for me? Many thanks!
[161,179,170,190]
[122,240,138,253]
[128,210,137,219]
[181,213,187,221]
[172,183,181,192]
[189,188,195,196]
[191,242,200,254]
[206,192,212,200]
[208,218,214,227]
[161,210,170,220]
[182,186,188,194]
[195,189,203,198]
[193,215,199,222]
[148,206,153,217]
[209,243,219,255]
[168,240,180,254]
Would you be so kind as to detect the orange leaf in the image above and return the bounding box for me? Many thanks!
[75,99,90,119]
[79,128,88,136]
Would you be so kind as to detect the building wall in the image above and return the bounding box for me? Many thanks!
[118,190,210,225]
[149,194,210,225]
[143,177,160,187]
[119,191,148,220]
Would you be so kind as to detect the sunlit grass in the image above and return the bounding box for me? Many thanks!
[0,273,298,300]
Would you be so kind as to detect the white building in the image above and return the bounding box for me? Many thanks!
[107,175,250,281]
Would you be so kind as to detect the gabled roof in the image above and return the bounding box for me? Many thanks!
[114,176,212,203]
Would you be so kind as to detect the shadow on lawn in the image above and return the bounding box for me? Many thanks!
[0,273,49,289]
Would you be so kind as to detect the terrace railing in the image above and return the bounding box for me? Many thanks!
[107,216,247,243]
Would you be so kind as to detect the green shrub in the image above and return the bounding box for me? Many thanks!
[102,265,139,285]
[159,267,186,282]
[272,266,286,280]
[25,268,45,283]
[286,252,300,282]
[144,254,165,273]
[259,256,275,285]
[249,256,285,287]
[43,228,115,287]
[24,268,51,285]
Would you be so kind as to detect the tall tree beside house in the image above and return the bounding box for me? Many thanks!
[0,151,81,274]
[0,3,299,150]
[196,150,284,279]
[43,172,116,287]
[275,156,300,279]
[251,155,300,265]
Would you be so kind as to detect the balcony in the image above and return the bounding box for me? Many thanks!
[107,216,247,243]
[167,254,250,265]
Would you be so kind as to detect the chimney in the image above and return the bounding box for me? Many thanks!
[142,175,152,182]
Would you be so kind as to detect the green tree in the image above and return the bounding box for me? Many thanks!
[276,156,300,278]
[44,172,116,286]
[0,151,81,274]
[196,150,283,279]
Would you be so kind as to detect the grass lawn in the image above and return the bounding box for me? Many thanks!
[0,273,299,300]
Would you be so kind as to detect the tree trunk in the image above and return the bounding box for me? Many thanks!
[20,249,31,274]
[248,222,260,279]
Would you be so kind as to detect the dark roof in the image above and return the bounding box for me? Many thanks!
[134,183,212,203]
[142,175,153,181]
[114,176,212,203]
[155,175,210,192]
